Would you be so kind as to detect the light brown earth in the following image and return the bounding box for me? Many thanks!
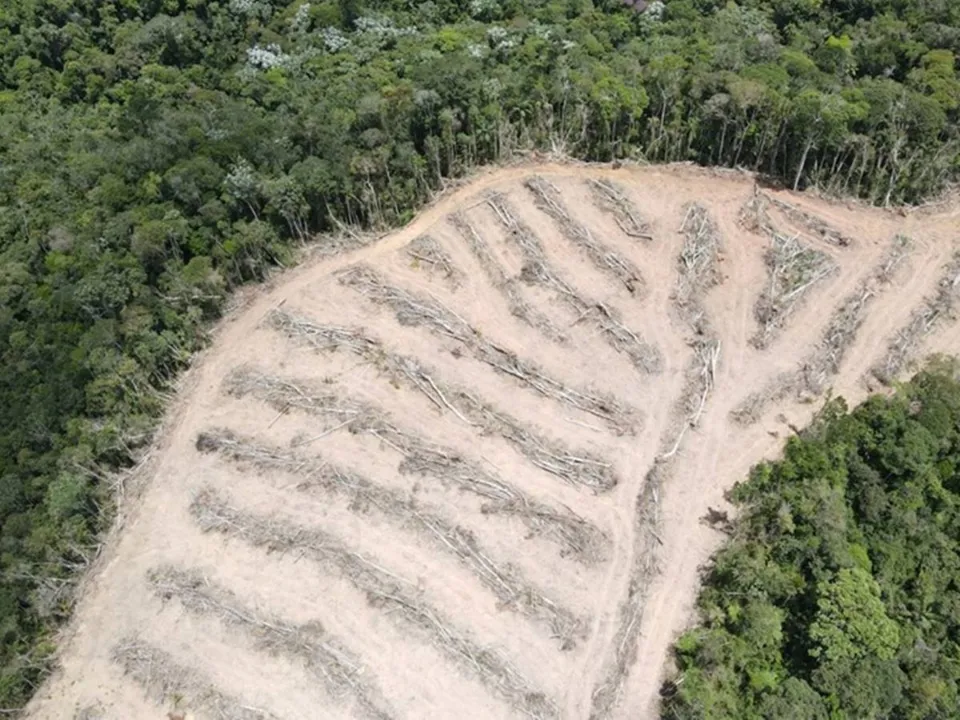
[26,163,960,720]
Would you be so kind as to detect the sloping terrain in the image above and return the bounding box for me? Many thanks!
[27,164,959,720]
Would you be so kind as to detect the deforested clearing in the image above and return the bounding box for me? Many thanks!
[25,164,960,720]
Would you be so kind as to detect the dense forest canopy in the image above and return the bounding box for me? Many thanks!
[0,0,959,710]
[663,366,960,719]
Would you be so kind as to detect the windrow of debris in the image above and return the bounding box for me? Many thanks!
[586,178,652,240]
[223,366,611,564]
[448,211,566,343]
[335,265,639,433]
[266,308,621,490]
[732,235,912,425]
[189,487,560,719]
[194,429,587,647]
[485,192,663,374]
[404,235,463,289]
[525,175,645,296]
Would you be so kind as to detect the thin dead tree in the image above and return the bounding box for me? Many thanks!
[448,212,565,343]
[147,566,395,720]
[586,178,652,240]
[335,265,638,432]
[194,430,585,645]
[223,367,610,563]
[112,637,279,720]
[189,488,559,719]
[266,309,622,490]
[525,175,645,296]
[485,192,663,374]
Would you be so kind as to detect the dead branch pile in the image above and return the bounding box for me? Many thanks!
[766,194,853,248]
[753,234,837,349]
[872,251,960,384]
[405,235,462,288]
[448,212,565,343]
[739,189,852,248]
[524,175,645,296]
[590,331,723,717]
[586,178,651,240]
[802,235,910,392]
[737,190,775,236]
[452,389,617,492]
[338,264,474,342]
[334,266,638,431]
[221,368,610,563]
[73,704,104,720]
[267,308,623,489]
[588,460,666,720]
[486,192,663,374]
[190,488,558,719]
[224,366,370,425]
[112,637,278,720]
[397,443,608,565]
[147,566,394,720]
[732,235,912,424]
[677,203,723,332]
[195,430,585,644]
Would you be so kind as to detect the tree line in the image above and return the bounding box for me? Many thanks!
[1,0,959,709]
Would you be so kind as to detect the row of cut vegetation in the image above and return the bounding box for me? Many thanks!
[224,366,610,563]
[485,192,663,374]
[195,428,585,646]
[189,487,558,719]
[733,234,912,425]
[336,264,637,432]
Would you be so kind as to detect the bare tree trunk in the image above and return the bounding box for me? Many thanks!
[793,136,814,191]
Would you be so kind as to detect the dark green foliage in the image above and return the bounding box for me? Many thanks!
[663,368,960,719]
[0,0,959,711]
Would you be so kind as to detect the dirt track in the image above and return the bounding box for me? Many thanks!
[27,163,960,720]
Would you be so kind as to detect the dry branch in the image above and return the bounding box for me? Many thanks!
[740,189,852,248]
[334,265,637,431]
[589,260,723,717]
[112,637,278,720]
[872,251,960,385]
[752,233,837,349]
[222,366,610,563]
[588,462,664,720]
[267,308,620,491]
[525,175,645,296]
[588,339,720,718]
[405,235,462,289]
[195,430,585,644]
[448,212,565,343]
[147,566,394,720]
[189,488,558,719]
[486,192,662,374]
[766,194,854,248]
[586,178,652,240]
[676,203,723,333]
[732,235,912,424]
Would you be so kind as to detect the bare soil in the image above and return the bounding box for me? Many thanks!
[26,163,960,720]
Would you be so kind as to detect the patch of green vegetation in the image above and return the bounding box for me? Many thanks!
[663,365,960,719]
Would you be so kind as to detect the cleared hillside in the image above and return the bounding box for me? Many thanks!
[27,164,960,720]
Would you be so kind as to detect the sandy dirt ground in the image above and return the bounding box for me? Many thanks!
[24,163,960,720]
